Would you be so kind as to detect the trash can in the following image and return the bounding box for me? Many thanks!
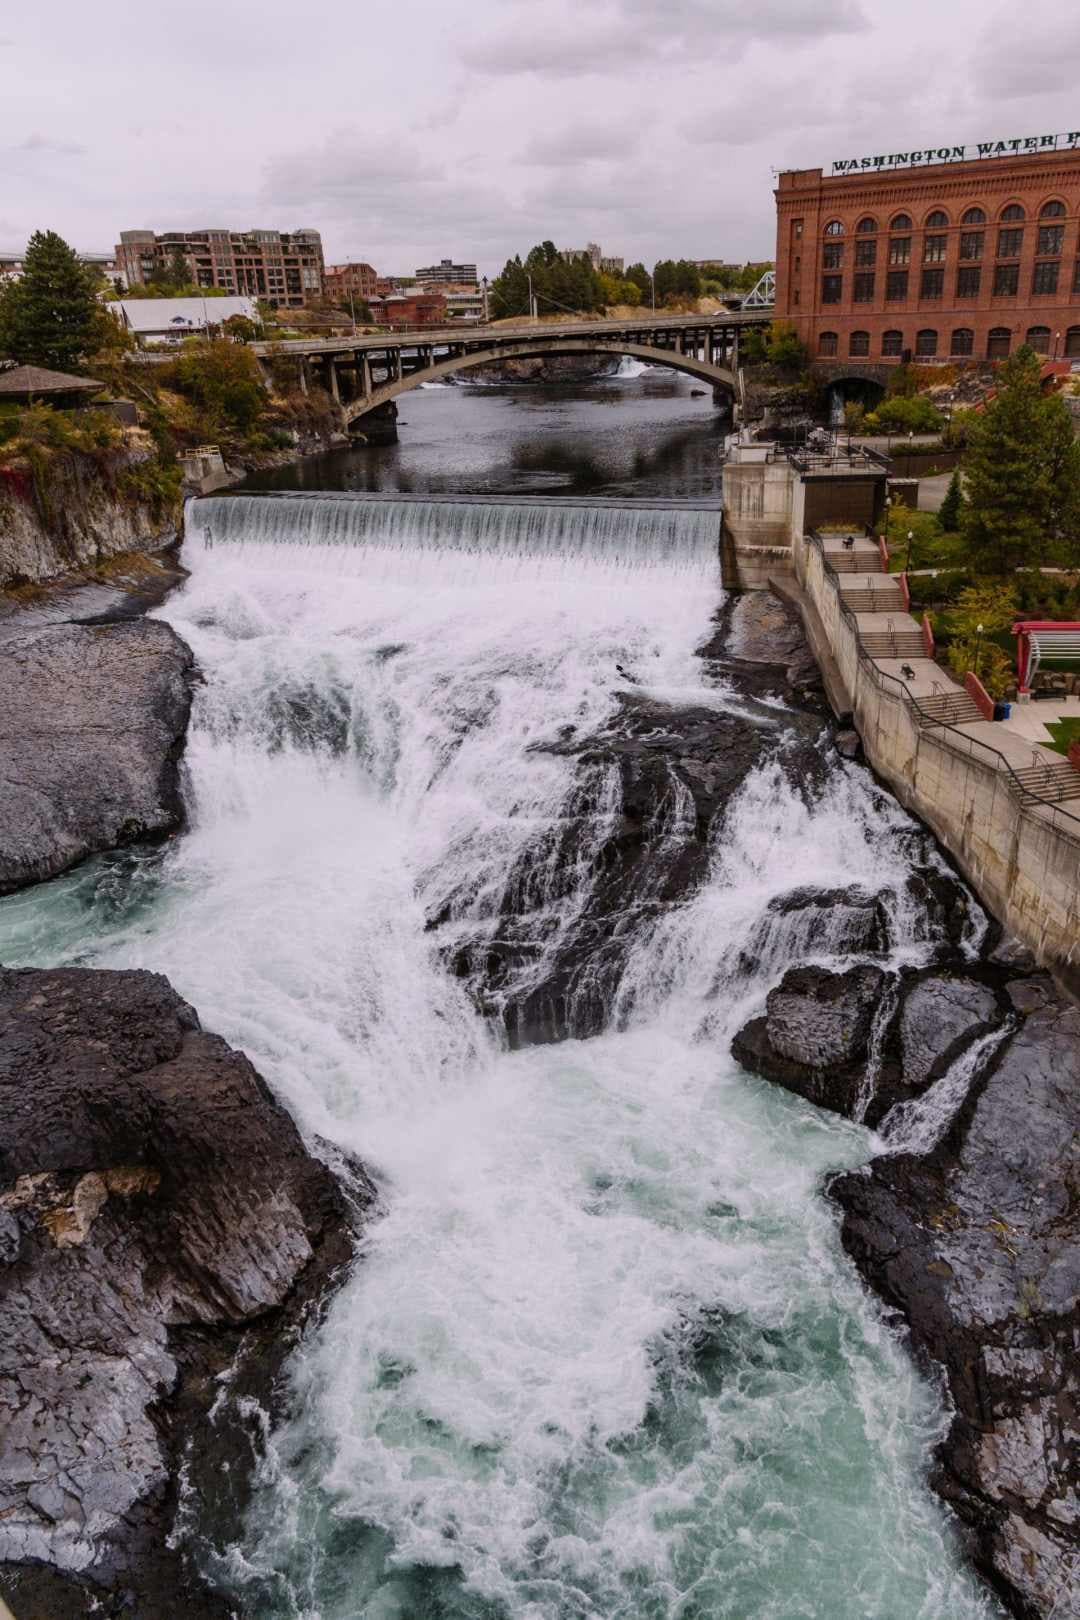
[993,701,1012,721]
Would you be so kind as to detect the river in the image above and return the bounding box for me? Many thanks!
[0,371,1006,1619]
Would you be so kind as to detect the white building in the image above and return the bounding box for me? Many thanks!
[108,295,258,345]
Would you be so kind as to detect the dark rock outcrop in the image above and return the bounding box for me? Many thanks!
[732,963,886,1117]
[0,620,194,893]
[0,965,367,1618]
[832,991,1080,1620]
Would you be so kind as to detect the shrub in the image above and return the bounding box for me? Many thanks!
[873,394,944,434]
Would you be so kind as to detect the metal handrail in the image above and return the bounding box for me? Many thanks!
[805,529,1080,843]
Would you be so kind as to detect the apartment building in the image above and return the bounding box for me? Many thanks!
[115,228,325,308]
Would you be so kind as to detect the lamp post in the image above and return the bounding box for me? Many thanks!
[482,275,489,324]
[975,622,984,682]
[906,527,914,574]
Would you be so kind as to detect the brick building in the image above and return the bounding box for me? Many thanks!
[324,262,379,307]
[774,141,1080,364]
[369,290,448,329]
[115,228,324,308]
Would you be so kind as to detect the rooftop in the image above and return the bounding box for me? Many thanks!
[0,365,102,396]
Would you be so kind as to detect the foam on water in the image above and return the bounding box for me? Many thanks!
[0,497,1004,1620]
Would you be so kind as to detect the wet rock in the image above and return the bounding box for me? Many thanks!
[0,620,194,893]
[0,965,368,1618]
[736,885,890,975]
[899,975,999,1088]
[905,865,975,953]
[731,964,885,1117]
[834,728,862,760]
[831,996,1080,1619]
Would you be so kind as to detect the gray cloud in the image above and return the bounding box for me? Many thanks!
[15,133,86,155]
[518,116,642,166]
[970,6,1080,98]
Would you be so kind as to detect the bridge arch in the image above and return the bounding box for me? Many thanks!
[344,338,737,426]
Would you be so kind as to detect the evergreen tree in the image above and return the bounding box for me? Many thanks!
[0,229,101,372]
[938,469,963,532]
[962,346,1079,572]
[625,262,651,299]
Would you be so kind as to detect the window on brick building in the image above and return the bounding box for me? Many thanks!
[882,329,904,356]
[915,329,938,356]
[1000,203,1025,221]
[987,327,1011,358]
[923,235,947,264]
[793,289,800,305]
[1040,200,1066,218]
[890,213,912,230]
[823,243,844,269]
[956,266,981,297]
[920,268,945,298]
[962,207,987,225]
[993,264,1020,296]
[951,329,974,355]
[1026,326,1051,354]
[853,272,875,302]
[849,330,870,356]
[855,239,876,266]
[824,220,845,236]
[959,231,984,260]
[1032,261,1059,295]
[1066,326,1080,357]
[997,228,1024,259]
[925,210,948,228]
[856,216,877,233]
[1037,225,1065,256]
[818,331,838,356]
[822,275,842,303]
[886,270,909,300]
[1074,260,1080,294]
[889,236,911,265]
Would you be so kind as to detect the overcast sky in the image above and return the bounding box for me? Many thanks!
[3,0,1077,276]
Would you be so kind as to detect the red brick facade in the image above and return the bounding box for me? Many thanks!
[774,147,1080,364]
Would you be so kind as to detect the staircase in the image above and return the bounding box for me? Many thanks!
[1012,757,1080,802]
[860,630,926,658]
[912,690,984,726]
[842,586,907,612]
[829,551,882,573]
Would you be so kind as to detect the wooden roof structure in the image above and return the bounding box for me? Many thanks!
[0,364,102,396]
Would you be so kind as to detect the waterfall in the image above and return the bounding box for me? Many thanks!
[0,493,1005,1620]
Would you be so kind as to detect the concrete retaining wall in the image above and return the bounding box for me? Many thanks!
[792,531,1080,985]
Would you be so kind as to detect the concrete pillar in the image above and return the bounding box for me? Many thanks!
[359,353,371,397]
[327,359,340,403]
[299,358,309,396]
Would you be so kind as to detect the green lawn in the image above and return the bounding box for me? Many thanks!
[1042,717,1080,756]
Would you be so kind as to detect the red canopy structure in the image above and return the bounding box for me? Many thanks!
[1012,620,1080,694]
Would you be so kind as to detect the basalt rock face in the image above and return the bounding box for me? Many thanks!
[832,993,1080,1620]
[0,965,367,1620]
[0,619,194,894]
[732,951,1080,1619]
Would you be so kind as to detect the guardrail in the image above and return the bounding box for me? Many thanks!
[805,529,1080,843]
[964,670,995,721]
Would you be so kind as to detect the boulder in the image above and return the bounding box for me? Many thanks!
[0,621,194,893]
[832,996,1080,1619]
[899,974,999,1088]
[731,964,886,1118]
[0,965,366,1618]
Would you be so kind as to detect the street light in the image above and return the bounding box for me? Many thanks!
[975,622,985,681]
[906,528,914,573]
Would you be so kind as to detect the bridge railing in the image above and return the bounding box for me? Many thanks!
[805,529,1080,843]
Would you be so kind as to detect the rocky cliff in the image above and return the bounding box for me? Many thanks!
[0,965,368,1619]
[0,445,179,587]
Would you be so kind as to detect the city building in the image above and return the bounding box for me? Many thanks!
[115,229,324,308]
[369,290,448,329]
[561,243,623,275]
[1,248,121,283]
[416,258,478,287]
[108,295,258,345]
[324,262,380,308]
[774,136,1080,363]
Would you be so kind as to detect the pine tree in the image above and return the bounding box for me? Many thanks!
[938,469,963,532]
[0,229,101,372]
[961,346,1064,573]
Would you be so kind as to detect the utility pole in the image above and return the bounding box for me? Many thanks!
[527,272,536,320]
[349,287,357,336]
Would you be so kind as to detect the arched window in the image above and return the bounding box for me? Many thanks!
[962,207,986,225]
[1066,327,1080,358]
[849,331,870,356]
[824,219,845,236]
[950,329,974,356]
[1040,200,1066,218]
[890,213,912,231]
[882,330,904,356]
[987,327,1011,359]
[1026,326,1051,354]
[915,329,938,357]
[856,216,877,233]
[818,331,838,356]
[925,209,949,228]
[1000,203,1025,221]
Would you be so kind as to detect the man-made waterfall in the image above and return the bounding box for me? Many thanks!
[0,496,1004,1619]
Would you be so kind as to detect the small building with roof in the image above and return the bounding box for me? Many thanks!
[108,296,258,346]
[0,365,104,408]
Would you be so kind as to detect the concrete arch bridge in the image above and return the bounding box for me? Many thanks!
[250,311,768,430]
